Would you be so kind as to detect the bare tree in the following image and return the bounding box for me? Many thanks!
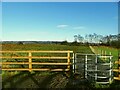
[74,35,78,42]
[78,34,84,43]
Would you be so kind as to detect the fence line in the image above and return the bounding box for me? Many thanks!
[0,50,73,72]
[1,50,119,82]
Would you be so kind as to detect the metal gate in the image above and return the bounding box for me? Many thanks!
[73,53,113,84]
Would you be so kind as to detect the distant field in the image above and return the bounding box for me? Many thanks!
[1,43,93,54]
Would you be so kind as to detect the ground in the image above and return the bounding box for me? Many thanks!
[2,71,93,89]
[1,44,120,89]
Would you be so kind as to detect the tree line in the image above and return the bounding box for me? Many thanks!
[61,33,120,48]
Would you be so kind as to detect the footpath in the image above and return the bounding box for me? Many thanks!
[89,46,96,54]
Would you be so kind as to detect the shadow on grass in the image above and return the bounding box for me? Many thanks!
[2,71,27,88]
[2,70,94,89]
[2,71,60,89]
[109,80,120,89]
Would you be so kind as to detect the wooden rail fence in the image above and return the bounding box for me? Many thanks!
[0,51,73,72]
[113,54,120,80]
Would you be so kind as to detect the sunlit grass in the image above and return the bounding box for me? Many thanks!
[92,46,118,68]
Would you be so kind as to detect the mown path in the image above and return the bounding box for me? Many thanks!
[89,46,96,54]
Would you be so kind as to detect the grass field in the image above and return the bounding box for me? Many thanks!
[1,43,93,54]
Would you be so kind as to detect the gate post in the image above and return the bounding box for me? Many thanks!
[67,51,70,70]
[29,52,32,72]
[85,55,87,79]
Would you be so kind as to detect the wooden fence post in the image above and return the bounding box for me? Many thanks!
[67,51,70,70]
[29,52,32,72]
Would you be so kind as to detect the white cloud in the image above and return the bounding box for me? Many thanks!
[73,26,85,30]
[57,24,69,28]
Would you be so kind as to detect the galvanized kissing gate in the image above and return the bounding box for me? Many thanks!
[73,53,113,84]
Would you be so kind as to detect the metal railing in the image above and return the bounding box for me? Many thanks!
[73,53,113,84]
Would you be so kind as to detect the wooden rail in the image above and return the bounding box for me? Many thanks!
[0,50,73,72]
[113,54,120,80]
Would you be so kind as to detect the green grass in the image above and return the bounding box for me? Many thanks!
[92,46,118,64]
[2,43,92,53]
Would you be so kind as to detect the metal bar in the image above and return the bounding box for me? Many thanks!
[109,54,112,83]
[87,69,112,72]
[96,63,113,66]
[72,53,75,73]
[75,53,97,55]
[95,55,97,81]
[98,56,113,58]
[96,82,109,84]
[85,55,87,79]
[97,76,109,79]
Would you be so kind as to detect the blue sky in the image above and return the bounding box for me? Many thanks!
[2,0,120,2]
[2,2,118,41]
